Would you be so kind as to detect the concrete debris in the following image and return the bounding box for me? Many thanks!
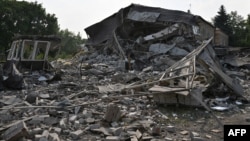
[180,130,189,135]
[2,121,28,141]
[48,133,60,141]
[104,104,122,122]
[152,125,161,136]
[70,130,83,140]
[0,4,250,141]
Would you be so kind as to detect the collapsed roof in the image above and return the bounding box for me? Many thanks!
[83,4,246,108]
[85,4,209,46]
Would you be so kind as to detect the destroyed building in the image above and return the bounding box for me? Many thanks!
[1,35,61,89]
[85,4,227,49]
[5,35,61,71]
[0,4,249,141]
[84,4,245,107]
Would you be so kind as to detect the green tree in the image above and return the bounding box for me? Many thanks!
[228,11,247,46]
[245,15,250,46]
[213,5,232,35]
[58,29,86,58]
[0,0,59,54]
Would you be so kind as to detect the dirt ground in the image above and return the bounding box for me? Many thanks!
[155,103,250,140]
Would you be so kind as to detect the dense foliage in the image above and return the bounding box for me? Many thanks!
[213,5,232,35]
[58,29,86,58]
[213,5,250,47]
[0,0,86,59]
[0,0,59,53]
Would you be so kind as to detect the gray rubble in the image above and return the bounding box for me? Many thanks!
[0,4,250,141]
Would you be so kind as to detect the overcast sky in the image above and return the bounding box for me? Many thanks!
[18,0,250,38]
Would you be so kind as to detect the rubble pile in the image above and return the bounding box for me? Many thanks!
[219,47,250,99]
[0,63,226,141]
[83,4,246,107]
[0,40,249,140]
[0,4,250,141]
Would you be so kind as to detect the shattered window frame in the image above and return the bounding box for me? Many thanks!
[19,40,51,61]
[21,40,34,60]
[34,42,50,60]
[7,39,51,61]
[13,40,22,59]
[34,41,51,60]
[7,40,19,60]
[5,35,61,71]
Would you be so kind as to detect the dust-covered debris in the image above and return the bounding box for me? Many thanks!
[0,4,250,141]
[2,121,28,141]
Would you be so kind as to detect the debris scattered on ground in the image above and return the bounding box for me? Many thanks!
[0,4,249,141]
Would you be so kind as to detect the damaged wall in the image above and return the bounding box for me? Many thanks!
[85,4,214,47]
[196,18,215,41]
[85,4,229,50]
[214,28,229,46]
[83,4,245,108]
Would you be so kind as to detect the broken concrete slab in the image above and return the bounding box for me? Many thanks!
[180,130,189,135]
[0,96,22,105]
[48,133,60,141]
[143,24,180,42]
[91,127,112,136]
[2,121,29,141]
[70,130,83,140]
[112,127,123,136]
[105,136,121,141]
[149,43,175,54]
[98,84,126,94]
[223,55,250,68]
[169,46,189,56]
